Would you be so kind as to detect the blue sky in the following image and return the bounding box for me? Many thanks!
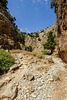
[7,0,56,33]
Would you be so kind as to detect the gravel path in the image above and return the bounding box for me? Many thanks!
[0,51,67,100]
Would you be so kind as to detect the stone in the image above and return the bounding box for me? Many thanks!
[9,64,19,71]
[4,77,11,83]
[0,81,5,88]
[27,75,35,81]
[17,63,23,67]
[53,75,60,81]
[23,73,35,81]
[64,65,67,68]
[31,93,37,98]
[0,83,18,100]
[15,60,20,64]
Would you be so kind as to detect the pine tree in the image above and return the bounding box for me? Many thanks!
[43,31,56,54]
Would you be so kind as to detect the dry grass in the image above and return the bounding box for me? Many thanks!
[36,66,49,73]
[10,49,45,59]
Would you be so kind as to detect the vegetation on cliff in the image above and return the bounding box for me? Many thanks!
[17,32,26,45]
[51,0,55,8]
[24,46,33,52]
[0,0,8,9]
[43,31,56,54]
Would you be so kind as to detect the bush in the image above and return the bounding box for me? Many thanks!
[41,30,44,33]
[43,31,56,54]
[28,46,33,52]
[17,32,26,45]
[24,46,33,52]
[28,33,34,38]
[0,49,15,74]
[8,16,16,22]
[38,38,41,41]
[0,0,8,9]
[35,32,39,38]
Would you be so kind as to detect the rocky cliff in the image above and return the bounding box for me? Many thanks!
[55,0,67,62]
[25,25,57,53]
[0,3,21,50]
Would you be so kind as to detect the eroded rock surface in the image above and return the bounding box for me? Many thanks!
[0,4,21,50]
[55,0,67,62]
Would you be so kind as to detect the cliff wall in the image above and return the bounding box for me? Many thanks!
[55,0,67,62]
[0,3,21,50]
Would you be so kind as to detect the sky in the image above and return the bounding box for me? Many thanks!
[7,0,56,33]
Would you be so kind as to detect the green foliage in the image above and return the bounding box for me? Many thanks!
[51,0,55,8]
[41,30,44,33]
[0,0,8,9]
[42,50,50,55]
[8,16,16,22]
[17,32,26,45]
[0,49,15,74]
[24,46,33,52]
[28,33,34,38]
[38,38,41,41]
[43,31,56,54]
[35,32,39,38]
[28,32,39,38]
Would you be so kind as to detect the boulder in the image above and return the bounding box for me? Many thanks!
[9,64,19,72]
[0,83,18,100]
[23,73,35,81]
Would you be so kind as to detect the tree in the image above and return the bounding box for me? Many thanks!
[13,17,16,21]
[43,31,56,54]
[0,0,8,9]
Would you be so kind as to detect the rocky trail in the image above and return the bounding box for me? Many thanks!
[0,50,67,100]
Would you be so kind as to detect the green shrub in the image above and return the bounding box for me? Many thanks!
[28,46,33,52]
[35,32,39,38]
[0,0,8,9]
[41,30,44,33]
[28,33,34,38]
[28,32,39,38]
[8,16,16,22]
[43,31,56,54]
[0,49,15,74]
[38,38,41,41]
[17,32,26,45]
[24,46,33,52]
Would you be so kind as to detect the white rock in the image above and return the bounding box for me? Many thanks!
[10,64,19,71]
[0,83,18,100]
[31,93,37,98]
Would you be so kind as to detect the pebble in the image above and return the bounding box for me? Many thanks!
[31,93,37,98]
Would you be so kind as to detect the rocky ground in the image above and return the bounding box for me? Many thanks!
[0,50,67,100]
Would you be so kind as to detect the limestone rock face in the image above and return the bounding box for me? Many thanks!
[55,0,67,62]
[0,5,21,50]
